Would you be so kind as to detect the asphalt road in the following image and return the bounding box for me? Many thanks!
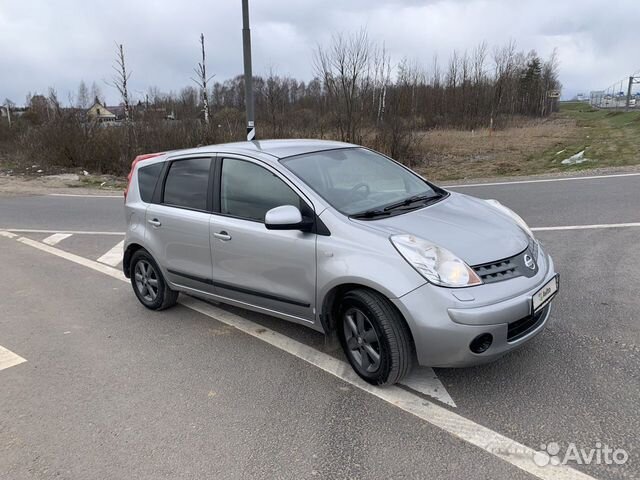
[1,172,639,480]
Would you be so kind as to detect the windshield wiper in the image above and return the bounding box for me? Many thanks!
[351,192,445,219]
[350,208,391,219]
[383,193,441,212]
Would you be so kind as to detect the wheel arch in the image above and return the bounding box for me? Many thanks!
[123,242,145,278]
[320,281,416,351]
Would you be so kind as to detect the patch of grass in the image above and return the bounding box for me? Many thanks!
[67,176,126,190]
[414,102,640,180]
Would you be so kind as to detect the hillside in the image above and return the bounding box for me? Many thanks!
[417,102,640,181]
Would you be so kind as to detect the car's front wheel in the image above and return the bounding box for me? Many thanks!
[130,250,178,310]
[338,289,414,385]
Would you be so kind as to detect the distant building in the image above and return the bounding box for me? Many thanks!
[589,91,604,107]
[0,105,26,120]
[86,102,117,123]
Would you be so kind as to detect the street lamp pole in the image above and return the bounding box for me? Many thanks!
[242,0,255,141]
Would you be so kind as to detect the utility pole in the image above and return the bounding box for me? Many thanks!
[4,101,11,128]
[242,0,255,141]
[625,76,640,111]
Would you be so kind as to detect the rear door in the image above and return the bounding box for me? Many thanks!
[209,156,317,323]
[145,156,215,293]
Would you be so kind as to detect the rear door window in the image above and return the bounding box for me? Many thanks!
[138,162,163,202]
[162,158,212,211]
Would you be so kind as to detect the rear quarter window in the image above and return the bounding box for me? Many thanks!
[138,162,164,202]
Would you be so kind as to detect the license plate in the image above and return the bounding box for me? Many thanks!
[532,275,559,312]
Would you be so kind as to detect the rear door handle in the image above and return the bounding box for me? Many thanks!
[148,218,161,227]
[213,231,232,241]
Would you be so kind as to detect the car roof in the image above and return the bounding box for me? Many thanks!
[168,139,358,161]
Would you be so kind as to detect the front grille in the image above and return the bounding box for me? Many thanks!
[472,238,539,285]
[507,305,549,342]
[473,259,519,283]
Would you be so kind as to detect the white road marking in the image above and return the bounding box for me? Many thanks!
[13,236,127,282]
[42,233,73,246]
[401,366,457,407]
[0,232,596,479]
[96,240,124,266]
[0,231,18,239]
[48,193,122,198]
[532,222,640,232]
[444,172,640,188]
[0,345,27,372]
[181,296,593,480]
[4,229,124,236]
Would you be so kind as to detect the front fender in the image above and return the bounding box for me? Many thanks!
[315,215,427,326]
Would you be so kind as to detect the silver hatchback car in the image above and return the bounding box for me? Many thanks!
[123,140,558,385]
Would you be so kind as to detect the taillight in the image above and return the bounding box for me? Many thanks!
[124,152,164,200]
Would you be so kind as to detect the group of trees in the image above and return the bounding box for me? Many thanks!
[1,31,560,175]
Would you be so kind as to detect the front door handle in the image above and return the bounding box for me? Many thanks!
[148,218,162,227]
[213,231,232,241]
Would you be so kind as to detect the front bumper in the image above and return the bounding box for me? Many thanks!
[392,245,558,367]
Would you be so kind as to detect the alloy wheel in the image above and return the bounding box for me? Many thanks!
[343,307,382,373]
[134,260,159,303]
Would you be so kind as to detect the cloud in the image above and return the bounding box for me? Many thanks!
[1,0,638,105]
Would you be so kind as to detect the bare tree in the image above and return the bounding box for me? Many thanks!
[490,40,517,130]
[371,43,391,125]
[314,29,373,142]
[109,43,132,121]
[76,81,90,109]
[191,33,215,124]
[262,68,287,137]
[47,88,62,118]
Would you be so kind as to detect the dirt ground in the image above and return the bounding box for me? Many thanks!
[0,174,125,196]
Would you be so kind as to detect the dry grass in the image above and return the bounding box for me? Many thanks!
[412,103,640,181]
[413,117,578,180]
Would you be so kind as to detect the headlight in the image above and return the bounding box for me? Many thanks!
[390,234,482,288]
[485,199,535,239]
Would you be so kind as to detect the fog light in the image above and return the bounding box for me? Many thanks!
[470,333,493,354]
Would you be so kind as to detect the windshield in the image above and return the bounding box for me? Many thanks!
[280,148,441,216]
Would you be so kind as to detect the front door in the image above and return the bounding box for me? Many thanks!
[145,156,214,293]
[209,157,316,322]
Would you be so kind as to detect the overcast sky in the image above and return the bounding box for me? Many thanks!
[1,0,638,106]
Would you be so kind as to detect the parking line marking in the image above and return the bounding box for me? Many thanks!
[42,233,73,246]
[97,240,124,266]
[14,236,127,282]
[48,193,122,198]
[0,232,596,479]
[444,172,640,188]
[402,366,457,407]
[4,229,124,236]
[181,296,593,480]
[532,222,640,232]
[0,346,27,372]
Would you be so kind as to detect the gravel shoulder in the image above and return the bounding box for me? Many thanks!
[0,174,125,196]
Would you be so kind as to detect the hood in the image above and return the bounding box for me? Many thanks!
[355,192,529,266]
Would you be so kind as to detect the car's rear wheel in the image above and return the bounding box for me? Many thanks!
[130,250,178,310]
[338,289,414,385]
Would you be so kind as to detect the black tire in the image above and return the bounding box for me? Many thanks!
[337,289,414,386]
[130,250,178,311]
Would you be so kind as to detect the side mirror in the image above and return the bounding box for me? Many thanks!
[265,205,313,231]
